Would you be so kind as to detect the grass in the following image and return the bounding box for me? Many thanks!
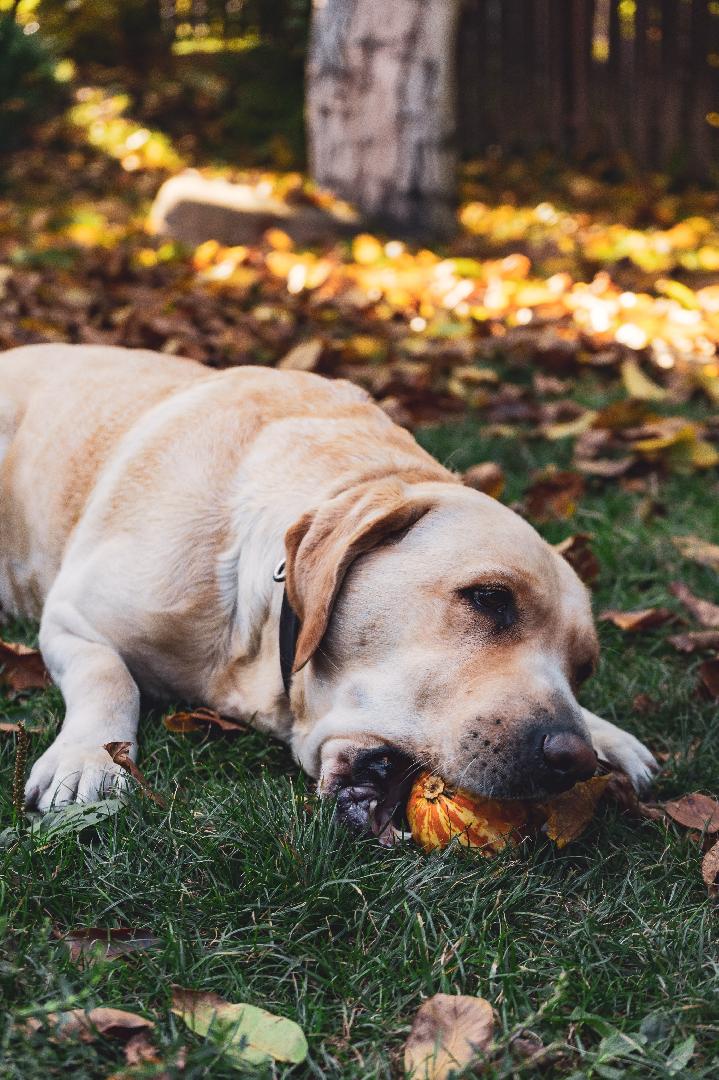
[2,385,719,1078]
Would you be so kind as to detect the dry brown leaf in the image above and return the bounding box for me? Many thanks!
[0,639,50,692]
[592,399,653,431]
[462,462,505,499]
[104,741,166,808]
[163,707,250,734]
[575,455,635,478]
[540,774,612,848]
[61,928,162,963]
[701,839,719,896]
[124,1030,161,1066]
[669,582,719,628]
[27,1007,154,1043]
[404,993,494,1080]
[554,534,600,587]
[698,659,719,699]
[672,535,719,574]
[631,693,657,715]
[668,630,719,653]
[665,793,719,832]
[523,469,585,522]
[599,607,674,632]
[604,771,666,821]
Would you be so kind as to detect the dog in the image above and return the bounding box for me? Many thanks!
[0,344,656,836]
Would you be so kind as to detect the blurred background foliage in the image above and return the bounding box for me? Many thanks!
[0,0,311,166]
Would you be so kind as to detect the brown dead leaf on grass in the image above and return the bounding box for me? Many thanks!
[0,639,50,692]
[672,536,719,574]
[554,534,600,587]
[462,462,505,499]
[26,1007,154,1043]
[539,774,612,848]
[123,1029,162,1066]
[603,771,666,822]
[668,630,719,653]
[698,658,719,699]
[103,741,166,808]
[404,993,494,1080]
[599,607,674,631]
[162,707,250,734]
[60,928,162,963]
[523,468,585,522]
[669,582,719,627]
[664,793,719,832]
[701,839,719,896]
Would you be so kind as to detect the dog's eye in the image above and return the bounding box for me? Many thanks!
[464,585,516,629]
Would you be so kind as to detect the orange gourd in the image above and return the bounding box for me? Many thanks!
[406,772,529,854]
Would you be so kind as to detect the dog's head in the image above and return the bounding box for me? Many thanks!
[284,477,599,836]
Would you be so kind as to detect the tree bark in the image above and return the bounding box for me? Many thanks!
[305,0,461,236]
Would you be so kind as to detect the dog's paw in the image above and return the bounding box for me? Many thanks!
[581,709,658,793]
[25,740,131,812]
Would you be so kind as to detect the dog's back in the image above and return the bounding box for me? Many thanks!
[0,344,207,615]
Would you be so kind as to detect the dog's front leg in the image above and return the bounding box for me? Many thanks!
[581,707,658,793]
[25,603,140,811]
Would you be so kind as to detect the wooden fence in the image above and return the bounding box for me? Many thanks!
[160,0,719,180]
[457,0,719,178]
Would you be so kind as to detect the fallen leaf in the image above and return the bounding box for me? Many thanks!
[124,1030,161,1066]
[27,1007,154,1043]
[61,928,162,963]
[621,357,667,401]
[0,639,50,692]
[698,659,719,699]
[162,707,250,735]
[592,399,653,430]
[539,774,612,848]
[278,337,323,371]
[104,742,166,808]
[462,462,505,499]
[575,455,635,477]
[672,536,719,574]
[631,692,657,714]
[404,993,494,1080]
[701,839,719,895]
[171,986,307,1067]
[669,582,719,627]
[554,534,600,587]
[523,469,585,522]
[665,793,719,832]
[668,630,719,653]
[599,607,674,631]
[32,799,123,841]
[604,771,666,821]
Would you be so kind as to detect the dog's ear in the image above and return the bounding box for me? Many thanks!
[285,479,432,673]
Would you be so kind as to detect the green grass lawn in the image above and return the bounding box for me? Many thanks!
[2,401,719,1079]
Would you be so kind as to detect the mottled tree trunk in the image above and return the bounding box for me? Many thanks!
[306,0,461,236]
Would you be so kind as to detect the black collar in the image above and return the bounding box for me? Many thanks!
[278,587,300,696]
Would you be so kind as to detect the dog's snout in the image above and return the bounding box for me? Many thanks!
[542,731,597,784]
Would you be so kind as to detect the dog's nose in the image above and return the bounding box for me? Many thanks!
[542,731,597,784]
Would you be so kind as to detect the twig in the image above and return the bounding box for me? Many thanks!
[12,720,28,825]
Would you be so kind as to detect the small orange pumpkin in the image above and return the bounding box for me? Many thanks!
[406,772,529,854]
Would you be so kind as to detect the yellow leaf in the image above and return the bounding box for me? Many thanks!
[621,357,667,401]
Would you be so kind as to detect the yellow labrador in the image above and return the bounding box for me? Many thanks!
[0,345,656,834]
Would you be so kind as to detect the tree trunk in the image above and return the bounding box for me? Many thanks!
[305,0,461,237]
